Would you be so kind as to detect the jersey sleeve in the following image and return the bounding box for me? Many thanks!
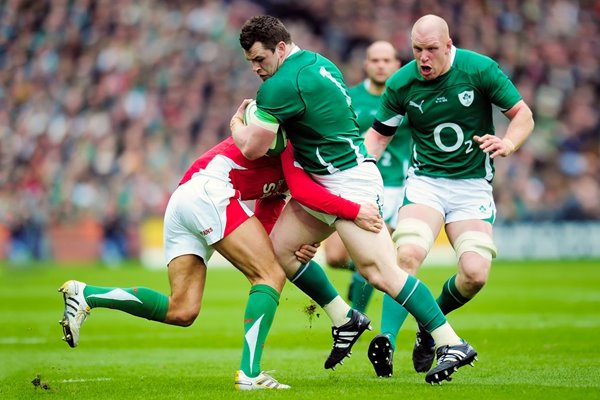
[280,145,360,220]
[254,196,286,234]
[482,61,522,111]
[374,71,408,135]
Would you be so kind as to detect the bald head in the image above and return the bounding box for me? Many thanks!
[410,15,452,80]
[411,14,450,43]
[363,40,400,93]
[366,40,397,60]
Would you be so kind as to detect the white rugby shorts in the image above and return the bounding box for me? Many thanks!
[163,175,253,265]
[304,161,384,225]
[404,170,496,224]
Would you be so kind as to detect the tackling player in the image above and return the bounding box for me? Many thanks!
[58,136,382,391]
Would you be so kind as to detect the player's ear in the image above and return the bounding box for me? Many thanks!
[276,41,287,56]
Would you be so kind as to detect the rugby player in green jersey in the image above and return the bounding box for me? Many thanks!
[364,14,535,378]
[231,15,479,384]
[323,41,411,324]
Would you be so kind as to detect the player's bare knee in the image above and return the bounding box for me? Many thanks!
[459,259,491,295]
[458,274,487,297]
[325,253,348,269]
[260,250,298,284]
[272,245,299,276]
[468,278,486,294]
[364,275,386,292]
[358,267,388,292]
[396,247,423,274]
[392,218,433,272]
[263,265,287,291]
[246,262,286,290]
[168,303,200,327]
[273,264,287,284]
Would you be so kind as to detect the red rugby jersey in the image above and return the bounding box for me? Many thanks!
[179,137,359,232]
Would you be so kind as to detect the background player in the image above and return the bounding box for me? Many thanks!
[364,14,535,377]
[324,41,411,319]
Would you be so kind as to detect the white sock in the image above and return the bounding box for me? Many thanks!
[323,296,352,327]
[430,322,461,348]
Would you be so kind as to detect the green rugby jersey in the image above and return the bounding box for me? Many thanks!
[349,80,411,187]
[377,47,522,180]
[256,49,373,175]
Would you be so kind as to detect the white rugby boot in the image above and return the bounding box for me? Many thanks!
[234,370,290,390]
[58,280,90,348]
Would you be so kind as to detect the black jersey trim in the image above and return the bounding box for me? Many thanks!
[372,120,396,137]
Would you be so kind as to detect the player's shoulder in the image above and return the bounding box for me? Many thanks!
[386,60,419,90]
[303,50,343,77]
[281,49,342,81]
[207,137,278,167]
[282,49,321,73]
[454,47,498,72]
[261,71,291,92]
[201,137,240,160]
[260,51,317,94]
[259,73,295,108]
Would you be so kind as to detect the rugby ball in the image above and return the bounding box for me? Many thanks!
[243,100,288,156]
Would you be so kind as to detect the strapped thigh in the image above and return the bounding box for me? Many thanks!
[391,218,435,252]
[453,231,497,260]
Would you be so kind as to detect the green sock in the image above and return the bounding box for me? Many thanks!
[347,260,357,272]
[350,271,374,313]
[437,274,471,314]
[83,285,168,322]
[394,275,446,332]
[240,284,279,378]
[290,260,338,307]
[380,294,409,350]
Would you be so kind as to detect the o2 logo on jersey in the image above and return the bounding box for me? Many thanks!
[380,151,392,167]
[433,123,473,154]
[262,180,285,197]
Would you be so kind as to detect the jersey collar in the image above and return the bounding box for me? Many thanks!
[449,45,457,67]
[286,44,301,59]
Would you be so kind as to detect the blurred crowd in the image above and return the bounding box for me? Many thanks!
[1,0,599,262]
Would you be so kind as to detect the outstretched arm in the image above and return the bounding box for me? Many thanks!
[364,126,394,161]
[230,99,276,160]
[281,145,382,232]
[474,100,535,159]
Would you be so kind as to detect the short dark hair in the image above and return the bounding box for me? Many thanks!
[239,15,292,52]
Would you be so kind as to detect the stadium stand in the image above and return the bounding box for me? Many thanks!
[0,0,598,263]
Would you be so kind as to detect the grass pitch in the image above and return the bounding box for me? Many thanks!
[1,259,599,399]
